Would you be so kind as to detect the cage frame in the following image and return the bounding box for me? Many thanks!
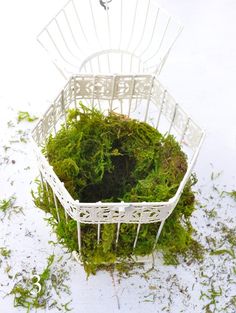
[31,74,204,254]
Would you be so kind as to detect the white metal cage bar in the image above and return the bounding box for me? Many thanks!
[37,0,183,79]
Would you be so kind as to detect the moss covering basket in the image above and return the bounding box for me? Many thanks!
[32,74,204,274]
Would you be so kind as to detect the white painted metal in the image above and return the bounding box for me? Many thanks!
[37,0,183,79]
[31,74,204,253]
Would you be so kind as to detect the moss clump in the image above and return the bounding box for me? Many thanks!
[33,103,203,275]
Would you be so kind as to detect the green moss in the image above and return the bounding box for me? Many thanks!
[33,103,203,274]
[228,190,236,201]
[0,196,23,220]
[17,111,38,123]
[0,247,11,258]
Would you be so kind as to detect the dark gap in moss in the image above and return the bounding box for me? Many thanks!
[79,154,136,202]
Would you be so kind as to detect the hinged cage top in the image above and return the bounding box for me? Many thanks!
[37,0,183,79]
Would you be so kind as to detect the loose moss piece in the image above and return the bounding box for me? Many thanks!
[0,195,23,220]
[219,222,236,247]
[17,111,38,123]
[0,197,13,212]
[210,249,235,258]
[33,103,203,274]
[228,190,236,201]
[0,247,11,258]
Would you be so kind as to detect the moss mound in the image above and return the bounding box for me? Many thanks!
[33,103,203,275]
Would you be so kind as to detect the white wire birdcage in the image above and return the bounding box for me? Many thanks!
[31,74,204,256]
[37,0,183,79]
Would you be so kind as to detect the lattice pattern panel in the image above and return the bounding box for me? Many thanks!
[75,203,174,224]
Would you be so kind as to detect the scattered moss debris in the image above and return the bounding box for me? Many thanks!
[9,255,71,312]
[228,190,236,201]
[33,103,203,275]
[0,195,23,220]
[17,111,38,123]
[0,247,11,258]
[200,284,223,312]
[219,222,236,248]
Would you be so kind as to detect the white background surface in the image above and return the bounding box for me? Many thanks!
[0,0,236,312]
